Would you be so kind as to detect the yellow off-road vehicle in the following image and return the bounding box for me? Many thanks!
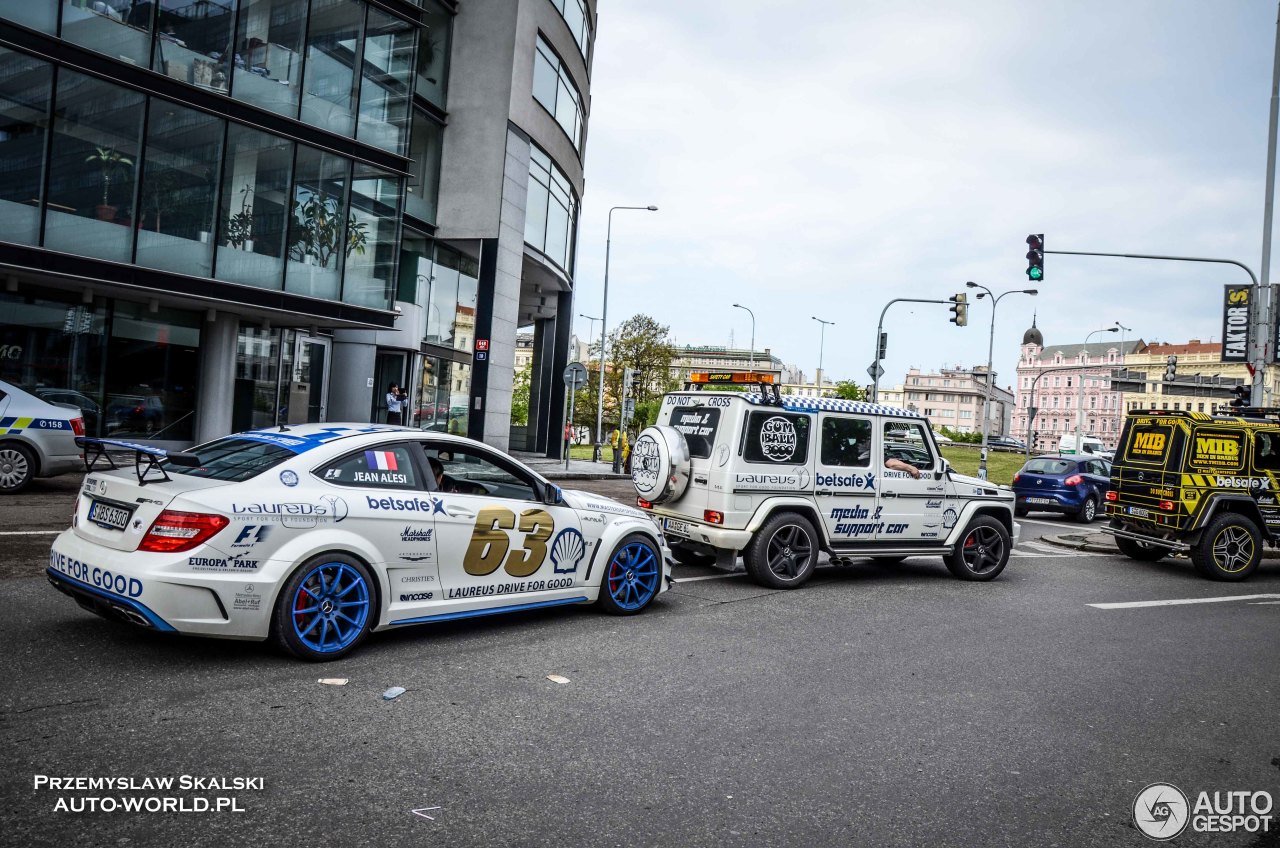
[1105,408,1280,580]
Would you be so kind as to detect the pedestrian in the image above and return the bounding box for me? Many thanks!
[385,382,406,425]
[622,429,632,474]
[610,426,622,473]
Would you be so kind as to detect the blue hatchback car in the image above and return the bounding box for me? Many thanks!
[1013,455,1112,522]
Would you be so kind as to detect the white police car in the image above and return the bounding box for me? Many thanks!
[47,424,670,660]
[0,379,86,494]
[633,374,1019,587]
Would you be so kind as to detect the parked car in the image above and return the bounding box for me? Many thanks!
[932,431,954,444]
[32,388,102,435]
[1059,433,1113,461]
[988,436,1026,450]
[634,377,1020,587]
[1013,455,1112,522]
[0,379,86,493]
[49,424,670,660]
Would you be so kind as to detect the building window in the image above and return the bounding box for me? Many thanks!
[0,48,53,246]
[343,163,402,309]
[405,111,442,223]
[216,123,293,289]
[44,70,145,263]
[135,102,224,277]
[285,144,349,300]
[532,36,583,149]
[357,7,415,155]
[301,0,365,137]
[153,0,236,94]
[548,0,590,60]
[428,244,479,353]
[415,0,451,108]
[233,0,307,118]
[60,0,154,67]
[524,144,577,273]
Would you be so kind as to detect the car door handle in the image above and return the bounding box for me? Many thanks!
[881,492,898,498]
[815,490,832,496]
[449,506,477,519]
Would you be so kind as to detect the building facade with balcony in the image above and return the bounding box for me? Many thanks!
[1011,321,1144,452]
[0,0,592,454]
[669,345,783,386]
[1121,340,1279,414]
[898,366,1013,436]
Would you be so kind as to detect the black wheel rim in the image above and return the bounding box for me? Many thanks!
[766,524,812,579]
[1212,526,1255,573]
[961,526,1005,574]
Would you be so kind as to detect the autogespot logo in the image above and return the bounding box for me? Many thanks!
[1134,783,1190,841]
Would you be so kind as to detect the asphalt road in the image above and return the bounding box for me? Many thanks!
[2,472,1278,847]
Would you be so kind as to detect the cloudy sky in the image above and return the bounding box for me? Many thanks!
[570,0,1278,391]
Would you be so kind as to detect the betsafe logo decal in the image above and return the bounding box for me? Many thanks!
[1133,783,1189,841]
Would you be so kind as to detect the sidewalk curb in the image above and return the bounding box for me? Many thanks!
[1039,532,1280,559]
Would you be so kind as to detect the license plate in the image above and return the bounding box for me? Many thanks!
[663,518,693,538]
[89,499,134,530]
[1025,497,1055,505]
[1128,506,1150,518]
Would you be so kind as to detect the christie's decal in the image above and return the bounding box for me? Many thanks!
[49,551,143,598]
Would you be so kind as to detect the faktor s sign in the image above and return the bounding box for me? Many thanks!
[1221,284,1251,363]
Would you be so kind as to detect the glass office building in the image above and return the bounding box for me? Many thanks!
[0,0,591,454]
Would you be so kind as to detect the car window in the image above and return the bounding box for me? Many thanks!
[742,411,811,465]
[883,421,934,470]
[1025,458,1073,475]
[318,444,420,489]
[169,437,295,482]
[1255,431,1280,472]
[820,416,872,467]
[1120,421,1179,466]
[422,443,539,501]
[1188,428,1245,473]
[1085,460,1106,475]
[669,405,721,459]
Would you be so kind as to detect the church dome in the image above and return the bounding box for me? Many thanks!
[1022,313,1043,347]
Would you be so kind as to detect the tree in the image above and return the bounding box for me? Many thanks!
[510,365,531,426]
[602,314,678,428]
[832,380,866,401]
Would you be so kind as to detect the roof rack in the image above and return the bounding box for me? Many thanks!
[683,371,784,405]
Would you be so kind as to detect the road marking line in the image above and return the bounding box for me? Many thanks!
[1020,539,1070,553]
[1250,601,1280,605]
[411,806,441,821]
[0,530,62,536]
[1089,594,1280,610]
[1018,517,1085,530]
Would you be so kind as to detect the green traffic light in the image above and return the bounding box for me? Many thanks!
[1027,267,1043,281]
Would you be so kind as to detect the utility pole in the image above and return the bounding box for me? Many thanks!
[1256,1,1280,405]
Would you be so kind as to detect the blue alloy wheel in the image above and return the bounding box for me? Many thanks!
[289,561,371,655]
[602,539,660,614]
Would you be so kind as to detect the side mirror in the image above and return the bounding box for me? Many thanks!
[934,458,950,479]
[545,484,564,505]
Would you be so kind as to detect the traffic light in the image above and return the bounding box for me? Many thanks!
[1025,234,1044,281]
[949,293,968,326]
[629,370,643,392]
[1163,355,1177,382]
[877,332,888,360]
[1231,384,1249,409]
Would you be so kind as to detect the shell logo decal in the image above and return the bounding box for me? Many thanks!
[550,528,587,575]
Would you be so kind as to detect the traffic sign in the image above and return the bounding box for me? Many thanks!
[563,362,588,389]
[867,362,885,380]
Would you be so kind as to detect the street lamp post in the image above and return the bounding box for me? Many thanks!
[733,303,756,372]
[966,282,1037,480]
[594,205,658,461]
[1074,325,1121,454]
[812,316,835,391]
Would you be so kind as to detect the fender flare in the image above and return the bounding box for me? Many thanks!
[744,497,830,547]
[583,517,667,587]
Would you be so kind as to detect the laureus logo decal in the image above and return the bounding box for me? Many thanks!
[1133,783,1189,840]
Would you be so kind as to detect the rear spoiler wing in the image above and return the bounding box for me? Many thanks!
[76,437,201,485]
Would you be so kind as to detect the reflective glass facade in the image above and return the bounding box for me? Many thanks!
[524,144,577,273]
[532,36,583,150]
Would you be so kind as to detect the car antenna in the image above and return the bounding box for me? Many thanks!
[278,423,291,432]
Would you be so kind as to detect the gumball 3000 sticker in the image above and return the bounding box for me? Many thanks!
[759,417,797,461]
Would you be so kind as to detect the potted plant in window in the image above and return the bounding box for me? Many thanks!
[224,183,256,252]
[85,146,134,222]
[288,192,369,266]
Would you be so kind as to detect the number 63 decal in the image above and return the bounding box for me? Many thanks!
[463,506,555,577]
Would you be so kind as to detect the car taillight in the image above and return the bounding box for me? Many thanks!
[1105,490,1118,501]
[1158,500,1175,511]
[70,417,85,436]
[1012,473,1020,484]
[636,498,653,509]
[139,510,229,553]
[704,510,724,525]
[1064,474,1083,486]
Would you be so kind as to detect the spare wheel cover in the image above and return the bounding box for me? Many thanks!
[632,425,691,504]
